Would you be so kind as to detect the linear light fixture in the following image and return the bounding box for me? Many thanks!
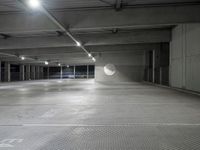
[44,61,49,65]
[20,56,25,60]
[92,57,96,62]
[76,41,81,47]
[27,0,40,9]
[18,0,96,63]
[88,53,92,57]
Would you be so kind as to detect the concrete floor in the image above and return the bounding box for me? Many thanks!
[0,79,200,149]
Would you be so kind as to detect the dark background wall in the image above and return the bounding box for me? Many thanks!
[44,65,95,79]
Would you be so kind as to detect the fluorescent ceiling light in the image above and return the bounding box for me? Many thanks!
[27,0,40,9]
[20,56,25,60]
[44,61,49,65]
[76,41,81,47]
[92,57,96,62]
[88,53,92,57]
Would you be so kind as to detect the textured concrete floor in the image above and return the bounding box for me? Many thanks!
[0,79,200,150]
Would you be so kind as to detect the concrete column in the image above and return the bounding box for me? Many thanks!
[60,66,63,79]
[19,65,25,81]
[182,24,186,89]
[35,66,40,80]
[35,66,38,80]
[87,65,89,79]
[26,65,30,80]
[47,67,49,79]
[4,62,10,82]
[31,66,36,80]
[39,67,44,79]
[152,50,155,83]
[0,61,1,82]
[159,67,162,84]
[74,65,76,79]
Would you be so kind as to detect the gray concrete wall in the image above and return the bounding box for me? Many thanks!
[95,50,145,82]
[170,23,200,92]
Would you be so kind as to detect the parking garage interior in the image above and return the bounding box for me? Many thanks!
[0,0,200,149]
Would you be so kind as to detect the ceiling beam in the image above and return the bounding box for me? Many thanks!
[0,43,158,55]
[0,4,199,33]
[0,44,158,65]
[0,29,170,50]
[0,56,93,65]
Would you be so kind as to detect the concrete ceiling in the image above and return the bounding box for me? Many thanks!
[0,0,200,11]
[0,0,200,65]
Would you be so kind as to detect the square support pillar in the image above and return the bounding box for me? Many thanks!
[152,50,155,83]
[4,62,10,82]
[35,66,40,80]
[74,65,76,79]
[31,66,36,80]
[87,65,89,79]
[25,65,31,80]
[60,66,63,79]
[20,65,25,81]
[47,67,49,79]
[0,61,1,82]
[40,67,44,79]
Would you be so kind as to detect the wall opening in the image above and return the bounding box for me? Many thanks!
[144,43,170,86]
[44,65,95,79]
[10,64,20,81]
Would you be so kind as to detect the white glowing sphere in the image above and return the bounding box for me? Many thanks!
[104,64,116,76]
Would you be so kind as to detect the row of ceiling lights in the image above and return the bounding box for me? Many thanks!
[0,51,66,66]
[0,52,50,65]
[20,56,50,65]
[20,0,96,65]
[20,55,64,66]
[20,56,68,66]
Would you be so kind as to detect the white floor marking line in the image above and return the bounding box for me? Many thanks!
[23,123,200,127]
[0,139,23,148]
[0,143,14,148]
